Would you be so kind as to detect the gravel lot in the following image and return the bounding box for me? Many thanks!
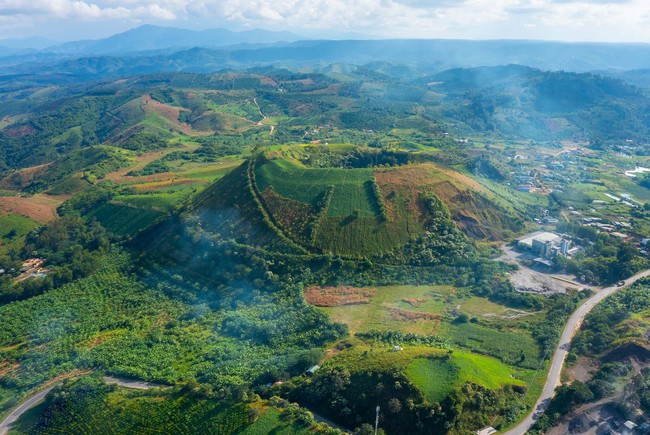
[497,245,596,294]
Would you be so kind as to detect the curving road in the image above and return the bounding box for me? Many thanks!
[0,384,60,435]
[0,376,168,434]
[502,268,650,435]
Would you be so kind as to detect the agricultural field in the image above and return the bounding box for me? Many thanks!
[249,152,521,255]
[173,159,243,182]
[309,281,546,421]
[240,407,311,435]
[9,380,252,434]
[375,162,524,240]
[0,213,39,256]
[89,203,164,236]
[255,158,376,217]
[0,214,39,240]
[0,194,64,223]
[448,322,540,369]
[3,61,650,435]
[113,191,191,212]
[406,350,526,403]
[312,285,455,334]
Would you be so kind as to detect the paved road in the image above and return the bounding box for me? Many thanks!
[0,376,168,435]
[0,384,60,435]
[312,410,353,434]
[502,268,650,435]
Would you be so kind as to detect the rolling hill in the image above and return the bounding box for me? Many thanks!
[186,150,523,258]
[0,145,134,193]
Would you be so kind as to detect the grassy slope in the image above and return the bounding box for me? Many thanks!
[113,191,189,212]
[406,351,526,403]
[198,152,524,256]
[191,163,291,249]
[376,162,523,241]
[318,285,454,335]
[240,407,311,435]
[0,214,39,239]
[89,203,163,237]
[254,157,421,256]
[0,214,39,256]
[0,146,134,194]
[255,158,375,217]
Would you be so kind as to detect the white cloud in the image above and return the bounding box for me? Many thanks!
[0,0,649,41]
[0,0,177,20]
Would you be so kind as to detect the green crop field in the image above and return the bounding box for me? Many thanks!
[329,344,448,373]
[449,322,540,369]
[406,351,525,403]
[46,174,91,195]
[255,158,376,217]
[0,213,39,256]
[252,156,424,255]
[316,284,542,370]
[0,213,39,239]
[90,203,163,236]
[406,358,458,403]
[174,160,242,181]
[114,191,190,211]
[240,407,311,435]
[459,296,514,316]
[11,386,251,434]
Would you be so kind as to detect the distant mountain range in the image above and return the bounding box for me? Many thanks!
[3,26,650,80]
[47,25,303,54]
[0,36,57,50]
[0,25,302,54]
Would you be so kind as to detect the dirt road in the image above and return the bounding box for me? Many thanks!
[502,268,650,434]
[102,376,170,390]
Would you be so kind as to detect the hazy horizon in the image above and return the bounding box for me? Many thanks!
[0,0,649,44]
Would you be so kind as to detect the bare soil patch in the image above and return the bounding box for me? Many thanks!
[0,194,65,222]
[141,94,195,135]
[3,124,36,138]
[389,308,441,322]
[564,357,599,383]
[305,285,376,307]
[402,298,427,307]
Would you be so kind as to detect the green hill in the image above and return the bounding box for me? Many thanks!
[0,145,134,193]
[187,151,523,257]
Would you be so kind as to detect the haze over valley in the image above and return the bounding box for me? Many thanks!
[2,5,650,435]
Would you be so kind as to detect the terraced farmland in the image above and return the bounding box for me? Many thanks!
[255,158,376,217]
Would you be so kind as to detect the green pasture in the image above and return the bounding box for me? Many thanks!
[406,351,525,403]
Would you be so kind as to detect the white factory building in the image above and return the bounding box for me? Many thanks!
[517,231,571,258]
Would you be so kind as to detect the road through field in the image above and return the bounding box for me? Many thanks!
[502,268,650,435]
[0,384,60,435]
[0,377,168,434]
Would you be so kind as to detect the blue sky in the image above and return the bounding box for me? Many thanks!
[0,0,648,42]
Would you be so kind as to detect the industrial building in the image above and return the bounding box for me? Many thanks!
[517,231,572,259]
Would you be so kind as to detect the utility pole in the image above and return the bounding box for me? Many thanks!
[375,405,380,435]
